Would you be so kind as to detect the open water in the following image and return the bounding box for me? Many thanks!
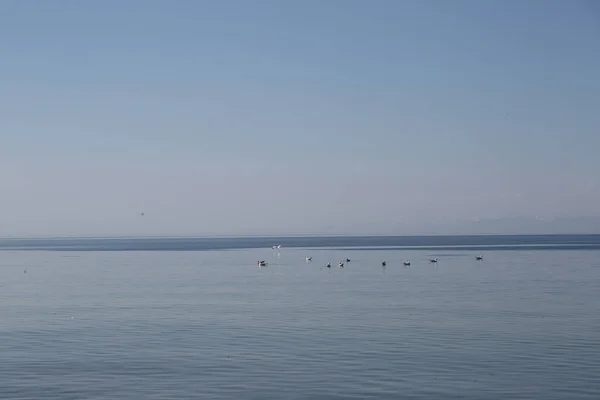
[1,235,599,399]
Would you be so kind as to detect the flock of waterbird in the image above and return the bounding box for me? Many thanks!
[257,247,484,268]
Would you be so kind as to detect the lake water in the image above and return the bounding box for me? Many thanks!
[1,235,600,399]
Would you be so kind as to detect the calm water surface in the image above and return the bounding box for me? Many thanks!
[1,239,600,399]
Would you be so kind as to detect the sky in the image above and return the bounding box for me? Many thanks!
[1,0,599,237]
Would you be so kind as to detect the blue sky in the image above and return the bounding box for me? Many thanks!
[1,0,599,237]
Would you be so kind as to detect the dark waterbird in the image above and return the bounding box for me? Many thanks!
[381,261,387,267]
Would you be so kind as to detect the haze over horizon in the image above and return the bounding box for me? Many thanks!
[2,1,599,238]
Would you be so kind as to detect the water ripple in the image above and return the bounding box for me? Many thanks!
[0,248,599,399]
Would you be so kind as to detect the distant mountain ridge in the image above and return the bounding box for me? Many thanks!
[388,216,600,236]
[1,217,599,239]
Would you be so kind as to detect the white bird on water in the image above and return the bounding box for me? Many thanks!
[306,257,312,262]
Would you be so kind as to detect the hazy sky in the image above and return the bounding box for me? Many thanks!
[1,0,599,237]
